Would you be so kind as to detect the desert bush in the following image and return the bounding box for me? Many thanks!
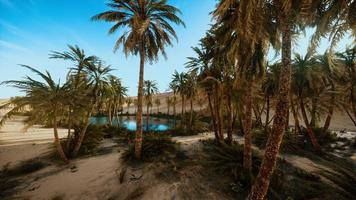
[201,139,353,200]
[121,133,178,162]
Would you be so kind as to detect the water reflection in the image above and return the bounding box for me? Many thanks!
[90,116,174,131]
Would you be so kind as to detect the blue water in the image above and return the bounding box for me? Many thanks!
[90,116,173,131]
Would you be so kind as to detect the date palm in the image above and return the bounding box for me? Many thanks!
[72,60,112,157]
[170,71,189,116]
[92,0,184,158]
[143,80,158,130]
[126,98,133,114]
[0,65,73,163]
[154,98,161,113]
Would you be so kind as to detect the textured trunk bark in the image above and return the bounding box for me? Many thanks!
[322,106,333,137]
[134,44,145,159]
[108,105,112,125]
[345,108,356,126]
[248,20,292,200]
[290,97,302,135]
[181,96,185,116]
[72,109,93,157]
[54,116,69,164]
[300,98,321,151]
[66,111,72,153]
[173,103,176,127]
[310,97,318,128]
[208,93,221,143]
[189,98,193,130]
[285,107,290,131]
[226,93,233,145]
[264,95,270,133]
[146,104,149,132]
[243,81,253,171]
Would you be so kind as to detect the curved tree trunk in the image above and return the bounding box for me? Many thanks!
[290,96,302,135]
[226,92,233,145]
[264,95,270,133]
[300,98,321,151]
[54,116,69,164]
[189,98,193,130]
[72,109,93,157]
[146,104,149,132]
[345,108,356,126]
[248,20,292,200]
[134,45,145,159]
[243,81,253,172]
[322,106,333,136]
[208,93,221,143]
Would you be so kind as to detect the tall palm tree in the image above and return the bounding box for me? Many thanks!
[126,98,133,114]
[154,98,161,113]
[72,60,112,157]
[143,80,158,130]
[92,0,184,158]
[50,45,97,154]
[165,97,171,115]
[170,71,189,116]
[292,53,321,151]
[0,66,73,163]
[185,73,198,130]
[50,44,97,87]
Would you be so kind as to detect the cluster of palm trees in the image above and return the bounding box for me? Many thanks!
[1,0,354,199]
[0,45,128,163]
[208,1,354,199]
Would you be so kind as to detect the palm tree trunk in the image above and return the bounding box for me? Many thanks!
[300,98,321,151]
[290,96,302,135]
[189,98,193,130]
[208,93,220,143]
[146,104,149,132]
[345,108,356,126]
[72,107,94,157]
[181,96,185,116]
[322,106,333,136]
[54,116,69,164]
[243,81,253,171]
[248,20,292,200]
[108,104,112,125]
[134,45,145,158]
[66,110,72,153]
[310,97,318,128]
[173,103,176,127]
[226,93,233,145]
[264,95,270,133]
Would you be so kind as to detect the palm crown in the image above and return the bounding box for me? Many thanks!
[92,0,185,61]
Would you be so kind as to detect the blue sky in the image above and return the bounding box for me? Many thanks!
[0,0,353,98]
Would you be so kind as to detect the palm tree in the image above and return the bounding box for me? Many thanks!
[337,46,356,125]
[154,98,161,113]
[92,0,184,158]
[292,53,321,151]
[143,80,158,130]
[72,60,112,157]
[0,66,72,163]
[126,98,133,114]
[170,71,189,116]
[166,97,171,115]
[185,73,198,130]
[50,45,97,154]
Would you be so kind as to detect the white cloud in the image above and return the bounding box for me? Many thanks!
[0,40,29,52]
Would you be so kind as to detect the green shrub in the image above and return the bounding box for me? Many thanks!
[121,134,178,162]
[201,139,353,200]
